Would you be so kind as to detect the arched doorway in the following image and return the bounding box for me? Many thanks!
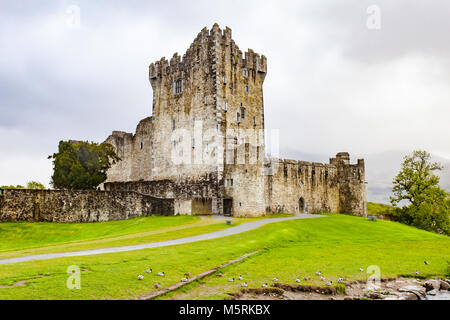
[299,197,307,214]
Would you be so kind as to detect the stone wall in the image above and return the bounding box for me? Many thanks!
[0,189,174,223]
[105,117,154,183]
[104,177,218,215]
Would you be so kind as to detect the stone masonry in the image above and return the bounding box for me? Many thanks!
[104,24,367,217]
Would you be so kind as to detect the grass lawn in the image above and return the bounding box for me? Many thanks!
[0,215,199,252]
[0,214,448,300]
[0,214,292,259]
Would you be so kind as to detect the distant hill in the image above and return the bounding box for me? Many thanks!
[280,148,450,205]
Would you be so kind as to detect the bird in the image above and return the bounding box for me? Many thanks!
[338,277,344,284]
[295,278,301,283]
[138,275,144,280]
[145,269,152,274]
[184,272,191,277]
[315,271,321,276]
[272,277,278,282]
[227,278,235,282]
[154,283,161,289]
[303,277,310,281]
[320,276,325,281]
[238,275,243,281]
[241,282,248,288]
[424,261,429,265]
[262,283,268,288]
[415,271,419,275]
[359,268,364,272]
[157,272,165,277]
[325,281,333,286]
[181,278,189,282]
[217,272,223,277]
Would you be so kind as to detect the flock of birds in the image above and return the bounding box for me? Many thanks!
[137,261,431,289]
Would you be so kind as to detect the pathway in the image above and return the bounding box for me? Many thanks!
[0,214,324,265]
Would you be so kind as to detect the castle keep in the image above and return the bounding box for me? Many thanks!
[103,24,367,217]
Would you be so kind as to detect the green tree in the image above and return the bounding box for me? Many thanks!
[390,150,449,235]
[49,140,120,190]
[26,181,46,190]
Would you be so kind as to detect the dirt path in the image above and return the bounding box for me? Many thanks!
[0,214,324,265]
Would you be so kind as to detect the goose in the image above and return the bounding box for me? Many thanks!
[415,271,419,275]
[238,275,243,281]
[157,272,165,277]
[262,283,268,288]
[338,277,344,284]
[359,268,364,272]
[145,269,152,274]
[320,276,325,281]
[138,275,144,280]
[184,272,191,277]
[154,283,161,289]
[272,277,278,282]
[217,272,223,277]
[424,261,429,265]
[181,278,189,282]
[325,281,333,286]
[315,271,321,276]
[295,278,301,283]
[241,282,248,288]
[303,277,310,281]
[227,278,235,282]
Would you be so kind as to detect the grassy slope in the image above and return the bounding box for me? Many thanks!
[0,216,199,252]
[0,214,448,300]
[0,214,292,259]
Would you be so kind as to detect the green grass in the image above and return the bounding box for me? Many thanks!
[0,214,293,259]
[0,214,448,300]
[367,202,393,216]
[0,215,200,253]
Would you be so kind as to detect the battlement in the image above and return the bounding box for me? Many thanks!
[149,24,267,81]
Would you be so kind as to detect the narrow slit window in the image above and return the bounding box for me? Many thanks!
[240,106,246,119]
[174,79,183,94]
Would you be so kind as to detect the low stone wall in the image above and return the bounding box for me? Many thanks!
[0,189,174,223]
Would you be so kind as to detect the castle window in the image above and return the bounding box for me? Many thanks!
[242,69,248,77]
[240,106,246,119]
[230,179,234,187]
[140,142,143,150]
[244,85,249,93]
[253,116,256,126]
[174,79,183,94]
[236,112,240,123]
[222,75,227,84]
[204,96,208,105]
[172,118,176,131]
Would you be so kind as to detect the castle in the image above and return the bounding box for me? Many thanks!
[103,24,367,217]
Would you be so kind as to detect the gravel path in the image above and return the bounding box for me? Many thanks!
[0,214,324,265]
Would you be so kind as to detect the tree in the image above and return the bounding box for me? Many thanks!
[390,150,449,235]
[26,181,46,190]
[1,182,45,190]
[49,140,120,190]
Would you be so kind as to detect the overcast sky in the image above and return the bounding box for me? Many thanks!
[1,0,449,187]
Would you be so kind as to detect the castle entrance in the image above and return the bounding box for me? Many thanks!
[299,197,306,214]
[223,198,233,217]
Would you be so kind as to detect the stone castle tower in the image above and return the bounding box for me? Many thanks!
[104,24,367,217]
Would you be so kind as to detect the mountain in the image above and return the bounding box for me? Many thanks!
[280,148,450,205]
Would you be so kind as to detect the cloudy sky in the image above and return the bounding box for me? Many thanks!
[1,0,449,192]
